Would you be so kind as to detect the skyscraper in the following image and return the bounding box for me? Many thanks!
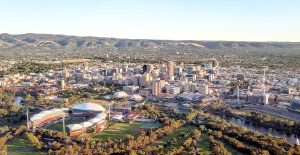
[62,70,70,79]
[167,61,175,77]
[199,83,208,95]
[152,80,165,96]
[152,81,160,96]
[57,80,65,89]
[212,59,219,67]
[142,65,147,73]
[146,64,154,73]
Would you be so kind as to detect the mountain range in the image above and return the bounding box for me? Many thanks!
[0,33,299,61]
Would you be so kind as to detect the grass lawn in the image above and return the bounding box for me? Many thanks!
[198,134,211,155]
[6,136,46,155]
[44,117,89,132]
[93,121,161,141]
[153,125,196,148]
[223,142,243,155]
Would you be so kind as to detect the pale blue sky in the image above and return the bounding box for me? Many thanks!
[0,0,299,41]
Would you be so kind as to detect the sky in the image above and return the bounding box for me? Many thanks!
[0,0,299,41]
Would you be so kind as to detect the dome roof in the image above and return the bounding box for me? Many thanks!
[96,113,107,119]
[130,94,144,102]
[88,118,102,124]
[73,102,106,112]
[80,122,93,128]
[113,91,128,99]
[67,124,83,131]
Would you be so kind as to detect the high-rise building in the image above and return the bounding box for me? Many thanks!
[57,80,65,89]
[199,83,208,95]
[263,93,269,105]
[131,74,142,86]
[152,80,165,96]
[212,59,219,67]
[142,65,147,73]
[167,61,175,77]
[62,70,70,79]
[175,66,183,76]
[152,81,160,96]
[146,64,154,73]
[152,69,160,79]
[166,85,181,95]
[195,69,205,78]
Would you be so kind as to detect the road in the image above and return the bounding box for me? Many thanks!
[242,105,300,123]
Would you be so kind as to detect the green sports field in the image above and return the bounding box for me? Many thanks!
[6,136,46,155]
[93,121,161,141]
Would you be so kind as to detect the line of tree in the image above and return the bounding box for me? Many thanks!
[209,135,232,155]
[202,113,300,155]
[245,111,300,137]
[0,125,27,155]
[24,132,42,150]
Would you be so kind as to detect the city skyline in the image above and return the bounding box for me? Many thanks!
[1,0,300,42]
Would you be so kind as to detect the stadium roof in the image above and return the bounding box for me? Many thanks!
[67,124,83,131]
[113,91,129,99]
[73,102,106,112]
[130,94,144,102]
[88,118,103,124]
[80,122,93,128]
[30,108,64,121]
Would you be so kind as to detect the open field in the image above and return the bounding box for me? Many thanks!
[153,125,196,148]
[93,122,161,141]
[44,117,90,132]
[6,136,46,155]
[197,134,211,155]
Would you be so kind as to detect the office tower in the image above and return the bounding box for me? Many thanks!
[152,80,165,96]
[195,69,205,78]
[159,80,166,89]
[263,93,269,105]
[142,65,147,73]
[162,73,169,81]
[167,61,175,77]
[152,69,160,79]
[62,70,70,79]
[175,66,183,76]
[152,81,160,96]
[212,59,219,67]
[57,80,65,89]
[132,75,141,86]
[146,64,154,73]
[199,83,208,95]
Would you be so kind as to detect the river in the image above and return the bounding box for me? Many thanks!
[173,106,299,144]
[220,115,298,145]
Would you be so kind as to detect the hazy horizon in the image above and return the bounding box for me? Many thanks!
[2,32,300,43]
[1,0,300,42]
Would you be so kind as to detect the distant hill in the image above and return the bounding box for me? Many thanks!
[0,33,299,62]
[1,33,299,49]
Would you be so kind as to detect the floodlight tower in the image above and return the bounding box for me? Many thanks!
[109,101,114,121]
[62,114,66,134]
[237,85,240,105]
[26,106,30,129]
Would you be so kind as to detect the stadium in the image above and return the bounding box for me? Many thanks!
[29,102,108,136]
[30,108,66,129]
